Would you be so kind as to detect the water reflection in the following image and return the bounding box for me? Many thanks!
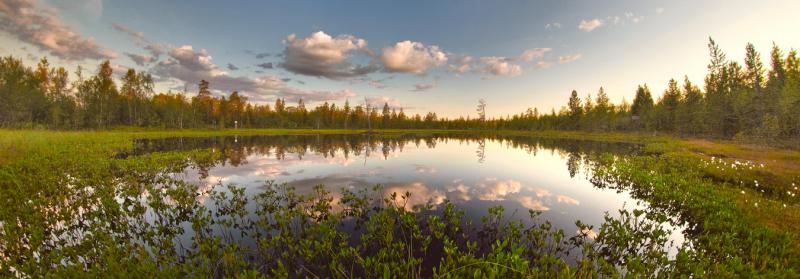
[135,133,657,239]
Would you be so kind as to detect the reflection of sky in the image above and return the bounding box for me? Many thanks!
[176,137,684,249]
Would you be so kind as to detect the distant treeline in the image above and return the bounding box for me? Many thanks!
[0,38,798,142]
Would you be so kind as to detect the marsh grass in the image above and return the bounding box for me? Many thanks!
[1,128,798,277]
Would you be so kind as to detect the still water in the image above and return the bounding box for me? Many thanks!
[133,133,685,250]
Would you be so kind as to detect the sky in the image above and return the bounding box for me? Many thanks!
[1,0,799,118]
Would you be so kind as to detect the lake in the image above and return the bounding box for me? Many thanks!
[132,133,685,255]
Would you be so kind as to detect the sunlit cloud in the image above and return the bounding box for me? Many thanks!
[474,178,522,200]
[281,30,377,79]
[381,40,448,75]
[384,182,446,210]
[558,54,582,64]
[517,196,550,211]
[578,19,604,32]
[520,48,552,62]
[479,56,522,77]
[447,55,473,74]
[0,0,114,60]
[556,194,580,206]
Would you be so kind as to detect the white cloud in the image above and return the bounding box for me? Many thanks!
[517,196,550,211]
[479,56,522,77]
[383,182,446,210]
[578,19,604,32]
[447,55,473,74]
[520,48,552,62]
[656,7,665,14]
[535,60,553,69]
[152,44,356,104]
[556,194,580,205]
[474,178,522,201]
[381,40,447,74]
[0,0,114,60]
[281,31,377,79]
[558,54,582,64]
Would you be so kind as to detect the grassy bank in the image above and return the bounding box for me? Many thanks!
[1,128,798,276]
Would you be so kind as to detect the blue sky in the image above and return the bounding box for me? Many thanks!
[2,0,799,117]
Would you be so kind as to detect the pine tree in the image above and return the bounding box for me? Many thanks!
[631,85,653,130]
[567,90,582,130]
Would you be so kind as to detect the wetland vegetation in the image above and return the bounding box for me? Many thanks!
[1,129,798,277]
[1,1,799,276]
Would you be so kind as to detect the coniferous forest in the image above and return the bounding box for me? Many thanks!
[1,39,798,145]
[3,0,800,275]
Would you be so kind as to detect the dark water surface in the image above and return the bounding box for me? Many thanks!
[132,133,685,252]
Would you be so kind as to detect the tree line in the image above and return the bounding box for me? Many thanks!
[0,57,441,129]
[486,38,800,144]
[1,38,798,143]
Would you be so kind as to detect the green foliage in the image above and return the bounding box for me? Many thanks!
[1,130,798,277]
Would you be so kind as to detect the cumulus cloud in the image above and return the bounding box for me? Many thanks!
[381,40,447,75]
[578,18,604,32]
[383,182,446,210]
[478,56,522,77]
[153,50,269,94]
[447,55,473,74]
[558,54,582,64]
[556,194,580,205]
[143,43,167,59]
[125,52,155,66]
[519,48,551,62]
[281,30,377,79]
[474,178,522,201]
[517,196,550,211]
[0,0,113,60]
[412,82,436,92]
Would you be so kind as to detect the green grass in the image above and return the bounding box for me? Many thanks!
[1,127,798,277]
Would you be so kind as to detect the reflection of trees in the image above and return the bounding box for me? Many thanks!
[132,133,639,176]
[476,138,486,163]
[566,152,581,178]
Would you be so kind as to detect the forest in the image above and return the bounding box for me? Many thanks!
[1,38,798,144]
